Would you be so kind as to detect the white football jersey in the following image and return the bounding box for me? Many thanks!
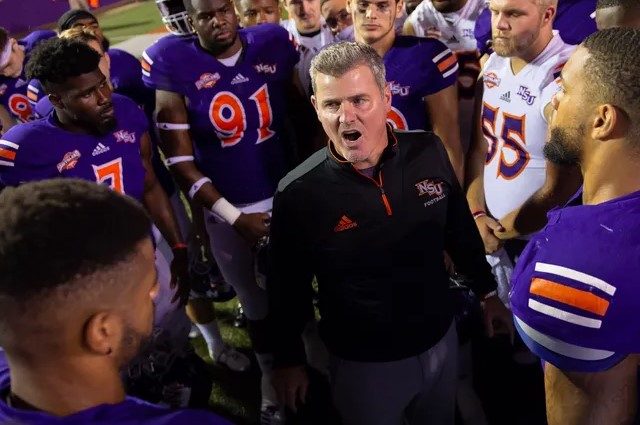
[407,0,486,152]
[281,19,337,96]
[481,32,575,220]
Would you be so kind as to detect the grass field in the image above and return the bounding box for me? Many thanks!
[100,1,164,44]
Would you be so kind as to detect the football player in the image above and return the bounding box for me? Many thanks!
[474,0,597,58]
[143,0,301,420]
[349,0,465,182]
[281,0,337,94]
[0,38,191,345]
[493,0,640,242]
[510,27,640,425]
[235,0,282,26]
[0,180,233,425]
[0,27,55,133]
[321,0,354,38]
[403,0,487,153]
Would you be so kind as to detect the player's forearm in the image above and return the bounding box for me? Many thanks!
[496,189,554,239]
[143,181,184,248]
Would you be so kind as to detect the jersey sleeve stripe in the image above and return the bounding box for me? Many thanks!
[27,84,39,94]
[437,54,457,72]
[141,51,154,65]
[534,262,616,295]
[141,59,151,72]
[142,69,151,78]
[530,278,610,316]
[0,160,14,167]
[27,91,38,101]
[0,148,16,160]
[528,298,602,329]
[0,140,19,150]
[442,63,459,79]
[514,315,615,361]
[432,48,453,63]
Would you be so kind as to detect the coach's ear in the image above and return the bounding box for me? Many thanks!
[311,95,319,114]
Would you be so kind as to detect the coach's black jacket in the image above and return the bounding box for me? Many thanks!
[268,128,497,366]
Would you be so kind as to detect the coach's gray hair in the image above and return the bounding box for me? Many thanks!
[310,41,387,96]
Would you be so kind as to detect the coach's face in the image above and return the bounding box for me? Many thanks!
[312,64,391,169]
[0,39,25,78]
[545,47,589,166]
[490,0,552,57]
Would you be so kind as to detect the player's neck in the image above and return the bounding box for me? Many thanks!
[8,358,126,417]
[356,31,395,58]
[214,37,243,60]
[582,147,640,205]
[510,29,554,75]
[55,111,98,136]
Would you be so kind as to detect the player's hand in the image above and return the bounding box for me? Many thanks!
[234,212,270,245]
[170,247,190,306]
[482,296,514,342]
[475,215,505,254]
[272,365,309,413]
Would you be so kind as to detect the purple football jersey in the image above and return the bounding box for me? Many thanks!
[475,0,597,54]
[384,36,458,131]
[0,94,148,202]
[510,189,640,373]
[0,30,55,126]
[0,350,234,425]
[142,24,298,204]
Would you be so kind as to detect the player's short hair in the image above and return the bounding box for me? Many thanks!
[596,0,640,10]
[310,41,386,96]
[581,28,640,141]
[57,9,98,32]
[25,37,101,93]
[58,26,102,50]
[0,27,8,52]
[0,179,151,336]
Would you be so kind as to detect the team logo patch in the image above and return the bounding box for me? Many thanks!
[390,81,410,97]
[113,130,136,143]
[57,150,81,172]
[415,178,447,206]
[0,84,6,96]
[255,63,277,74]
[517,85,537,105]
[483,72,501,89]
[334,215,358,232]
[462,29,474,39]
[195,72,221,90]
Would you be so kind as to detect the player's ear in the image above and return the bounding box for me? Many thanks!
[592,103,623,142]
[394,0,404,17]
[48,93,63,109]
[83,311,120,356]
[542,3,556,26]
[346,0,354,13]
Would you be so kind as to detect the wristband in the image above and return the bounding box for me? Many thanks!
[172,243,188,250]
[165,155,194,166]
[472,210,487,220]
[481,290,498,301]
[156,122,190,130]
[211,197,242,225]
[188,177,212,199]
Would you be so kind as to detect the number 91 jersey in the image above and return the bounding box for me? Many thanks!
[141,24,299,205]
[481,33,574,220]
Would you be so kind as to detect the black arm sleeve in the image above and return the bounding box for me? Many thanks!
[267,185,315,368]
[439,142,498,297]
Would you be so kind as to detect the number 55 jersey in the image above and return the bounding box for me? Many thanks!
[481,32,574,220]
[141,24,299,205]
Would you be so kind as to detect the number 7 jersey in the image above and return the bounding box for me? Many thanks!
[481,33,574,220]
[141,24,299,205]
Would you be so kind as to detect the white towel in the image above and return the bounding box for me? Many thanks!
[486,248,514,309]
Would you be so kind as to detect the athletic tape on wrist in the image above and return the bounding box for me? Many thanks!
[164,155,194,166]
[211,197,242,225]
[156,122,190,131]
[188,177,212,199]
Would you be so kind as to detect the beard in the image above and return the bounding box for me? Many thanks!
[102,37,111,52]
[117,323,154,368]
[544,126,583,166]
[96,116,118,136]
